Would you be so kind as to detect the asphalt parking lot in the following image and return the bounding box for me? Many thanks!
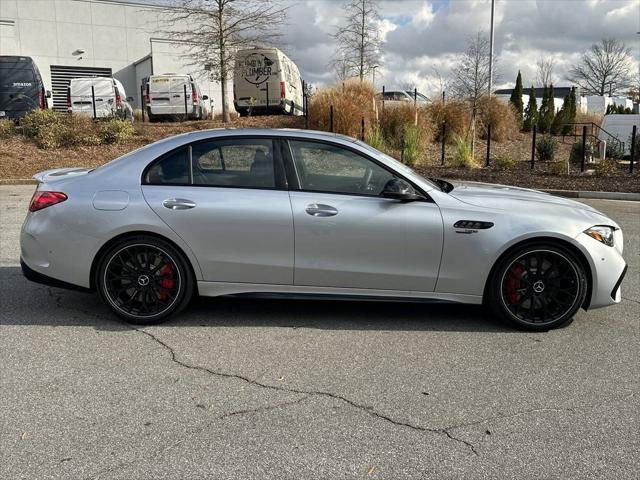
[1,184,638,479]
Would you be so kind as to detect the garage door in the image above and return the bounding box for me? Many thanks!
[50,65,113,112]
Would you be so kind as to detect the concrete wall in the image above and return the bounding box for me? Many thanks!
[0,0,232,114]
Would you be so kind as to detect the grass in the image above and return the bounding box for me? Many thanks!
[450,135,477,169]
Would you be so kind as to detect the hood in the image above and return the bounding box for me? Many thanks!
[447,180,606,216]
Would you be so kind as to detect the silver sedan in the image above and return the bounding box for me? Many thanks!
[20,129,627,330]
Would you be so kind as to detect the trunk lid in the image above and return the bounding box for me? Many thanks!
[33,168,92,184]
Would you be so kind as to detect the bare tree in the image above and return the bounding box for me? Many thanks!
[332,0,382,82]
[536,57,555,87]
[158,0,288,122]
[567,38,635,96]
[430,66,449,101]
[451,31,497,157]
[330,53,355,81]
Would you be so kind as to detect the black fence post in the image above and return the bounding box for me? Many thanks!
[183,84,188,119]
[440,122,446,165]
[382,85,385,111]
[361,116,365,141]
[414,87,417,106]
[305,92,309,129]
[581,125,587,172]
[140,84,145,123]
[329,105,334,133]
[442,90,445,105]
[266,82,269,108]
[401,134,405,164]
[531,125,537,169]
[630,125,637,174]
[91,85,96,120]
[486,124,492,167]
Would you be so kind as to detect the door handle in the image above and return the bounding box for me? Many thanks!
[305,203,338,217]
[163,198,196,210]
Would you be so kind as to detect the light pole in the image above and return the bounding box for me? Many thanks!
[488,0,495,95]
[372,65,379,88]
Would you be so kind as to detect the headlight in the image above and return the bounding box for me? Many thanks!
[584,226,615,247]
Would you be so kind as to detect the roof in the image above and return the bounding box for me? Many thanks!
[495,86,576,98]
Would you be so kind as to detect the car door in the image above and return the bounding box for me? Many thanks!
[286,139,443,292]
[141,137,294,285]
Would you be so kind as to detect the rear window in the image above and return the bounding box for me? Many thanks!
[149,77,189,92]
[0,64,36,90]
[145,148,190,185]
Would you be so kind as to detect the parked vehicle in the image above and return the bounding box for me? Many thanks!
[68,77,133,121]
[21,129,626,331]
[0,55,50,120]
[144,74,209,121]
[234,47,303,116]
[599,114,640,155]
[379,90,428,107]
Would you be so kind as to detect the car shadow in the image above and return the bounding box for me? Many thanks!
[0,266,514,333]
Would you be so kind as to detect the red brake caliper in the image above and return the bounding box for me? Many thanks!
[504,263,525,305]
[158,264,175,300]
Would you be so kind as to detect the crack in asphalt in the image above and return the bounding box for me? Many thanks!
[132,326,481,456]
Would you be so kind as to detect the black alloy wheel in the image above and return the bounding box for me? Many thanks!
[97,236,193,324]
[488,244,587,330]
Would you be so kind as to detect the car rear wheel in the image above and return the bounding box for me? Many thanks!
[487,243,588,331]
[96,236,194,324]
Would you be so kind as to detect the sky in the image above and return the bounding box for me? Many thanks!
[276,0,640,96]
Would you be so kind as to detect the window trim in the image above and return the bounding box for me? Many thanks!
[283,138,433,202]
[141,135,288,191]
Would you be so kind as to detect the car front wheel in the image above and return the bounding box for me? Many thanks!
[487,243,588,330]
[96,236,194,324]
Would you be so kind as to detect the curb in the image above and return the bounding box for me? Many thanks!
[542,189,640,201]
[0,179,638,201]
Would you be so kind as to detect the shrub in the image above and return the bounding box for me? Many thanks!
[35,123,62,149]
[0,118,13,138]
[20,109,61,138]
[549,160,568,176]
[606,140,624,160]
[402,124,422,167]
[477,96,519,142]
[308,80,378,139]
[569,140,594,164]
[425,100,470,143]
[536,135,557,162]
[450,135,477,169]
[380,103,430,148]
[99,119,134,144]
[594,159,618,176]
[365,123,385,152]
[493,153,515,171]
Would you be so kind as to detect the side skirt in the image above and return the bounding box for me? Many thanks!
[196,281,483,305]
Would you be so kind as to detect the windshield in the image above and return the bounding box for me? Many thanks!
[354,140,439,190]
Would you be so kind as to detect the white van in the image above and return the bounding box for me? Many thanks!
[68,77,133,121]
[234,48,303,116]
[599,114,640,155]
[144,74,209,121]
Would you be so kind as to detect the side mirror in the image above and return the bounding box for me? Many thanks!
[381,178,423,202]
[45,90,52,98]
[126,96,134,102]
[202,95,209,100]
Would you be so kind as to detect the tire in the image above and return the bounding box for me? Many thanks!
[96,236,194,325]
[487,242,588,331]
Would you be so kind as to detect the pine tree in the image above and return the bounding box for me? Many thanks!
[539,84,556,133]
[551,94,569,134]
[562,87,577,134]
[523,86,538,132]
[537,85,549,133]
[509,70,524,126]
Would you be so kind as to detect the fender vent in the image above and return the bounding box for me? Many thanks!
[454,220,494,229]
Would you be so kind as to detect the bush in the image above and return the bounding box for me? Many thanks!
[536,135,557,162]
[549,160,568,176]
[365,123,385,152]
[569,140,594,164]
[308,80,378,139]
[99,119,134,144]
[493,153,515,171]
[606,140,624,160]
[20,109,61,138]
[34,123,62,149]
[477,96,519,142]
[379,103,431,150]
[594,159,618,176]
[0,118,13,138]
[401,124,422,167]
[426,100,470,143]
[450,135,477,169]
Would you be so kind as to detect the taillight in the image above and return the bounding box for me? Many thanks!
[280,81,286,99]
[143,94,149,105]
[191,85,198,104]
[37,90,45,109]
[115,94,121,107]
[29,191,67,212]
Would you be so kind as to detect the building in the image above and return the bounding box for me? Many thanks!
[0,0,231,113]
[494,86,583,114]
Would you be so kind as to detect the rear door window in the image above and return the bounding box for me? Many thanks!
[145,148,190,185]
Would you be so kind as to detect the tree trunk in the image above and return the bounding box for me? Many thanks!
[359,0,365,82]
[218,6,230,123]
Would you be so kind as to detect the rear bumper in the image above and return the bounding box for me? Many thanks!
[21,258,91,292]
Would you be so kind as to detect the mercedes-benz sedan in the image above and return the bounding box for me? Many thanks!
[20,129,627,330]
